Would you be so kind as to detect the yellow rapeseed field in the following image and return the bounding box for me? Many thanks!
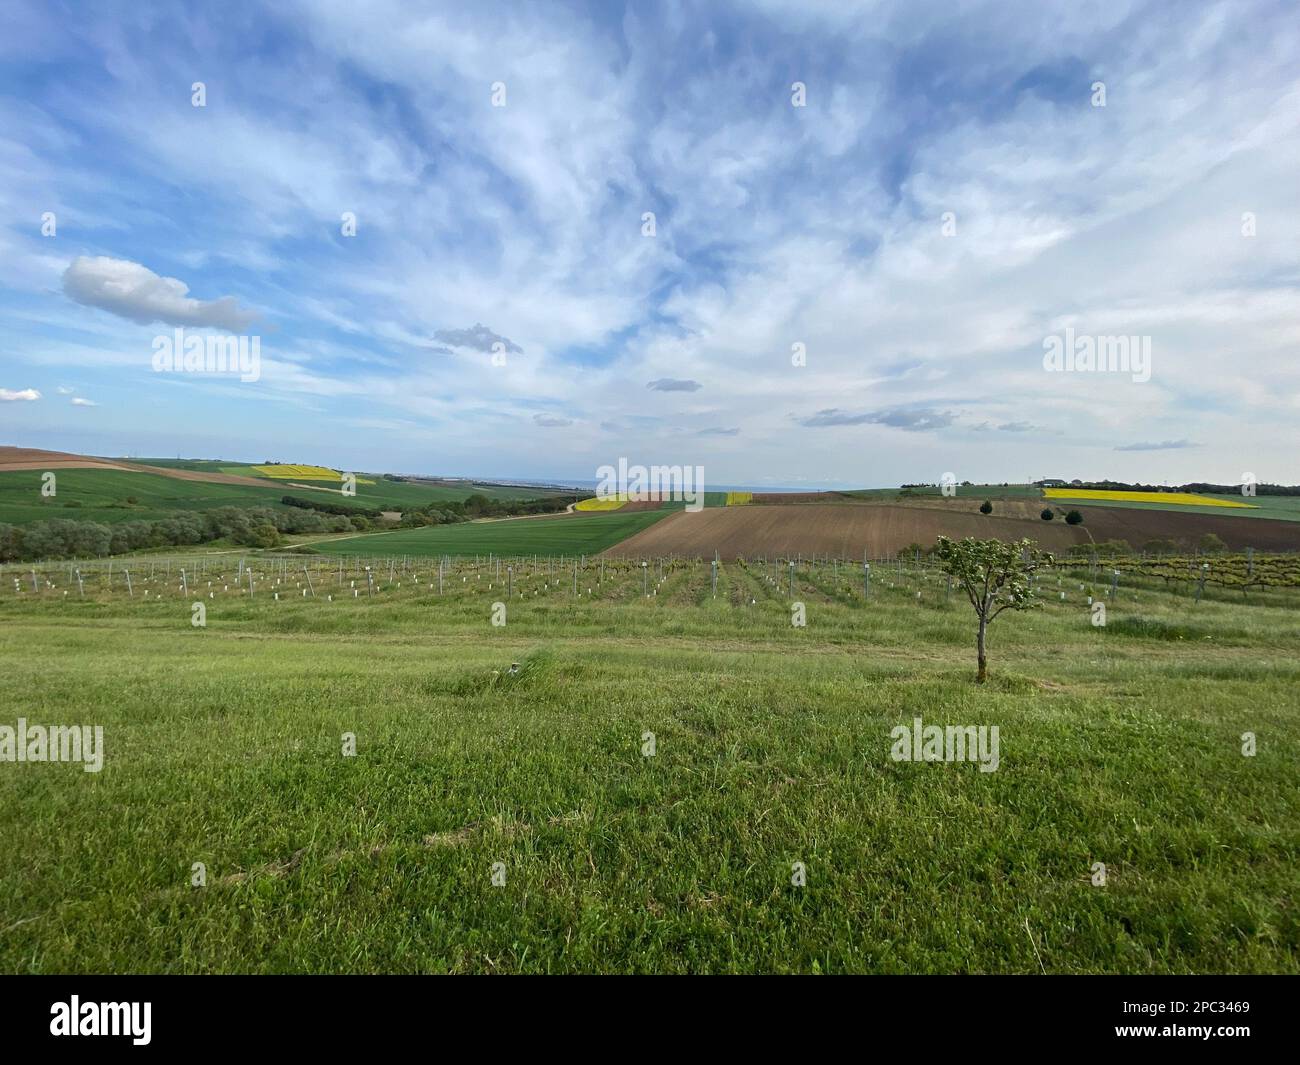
[1043,489,1255,508]
[574,496,627,511]
[251,464,375,484]
[725,491,753,505]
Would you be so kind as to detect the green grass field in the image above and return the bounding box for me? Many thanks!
[1058,494,1300,522]
[0,468,292,524]
[1,551,1296,974]
[0,467,573,525]
[312,509,672,558]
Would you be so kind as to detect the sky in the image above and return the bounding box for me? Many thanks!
[1,0,1297,489]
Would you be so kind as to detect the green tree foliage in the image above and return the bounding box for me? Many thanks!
[934,536,1051,683]
[1199,532,1227,553]
[0,505,354,562]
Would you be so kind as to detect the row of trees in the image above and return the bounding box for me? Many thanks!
[1063,533,1230,557]
[0,506,362,562]
[397,493,578,528]
[1063,479,1299,497]
[0,490,583,561]
[280,495,385,519]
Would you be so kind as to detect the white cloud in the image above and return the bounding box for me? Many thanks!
[0,387,41,401]
[62,256,258,330]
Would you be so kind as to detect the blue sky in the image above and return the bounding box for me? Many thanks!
[1,0,1297,488]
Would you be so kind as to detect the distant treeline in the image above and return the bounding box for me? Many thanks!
[396,493,578,528]
[284,491,579,527]
[0,506,366,563]
[281,495,385,518]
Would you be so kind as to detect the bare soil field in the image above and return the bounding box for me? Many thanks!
[1077,505,1300,551]
[896,497,1049,520]
[0,446,273,487]
[601,502,1300,559]
[750,492,852,504]
[601,504,1088,559]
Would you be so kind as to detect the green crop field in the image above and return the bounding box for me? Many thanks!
[1041,493,1300,523]
[0,468,292,524]
[312,509,672,558]
[1,549,1296,974]
[0,467,573,525]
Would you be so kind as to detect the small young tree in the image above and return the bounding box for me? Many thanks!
[935,536,1051,683]
[979,500,993,515]
[1040,507,1055,520]
[1064,509,1083,525]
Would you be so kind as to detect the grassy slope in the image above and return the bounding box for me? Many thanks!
[1047,494,1300,523]
[0,468,292,524]
[312,509,672,558]
[0,555,1296,973]
[125,458,254,473]
[0,468,572,524]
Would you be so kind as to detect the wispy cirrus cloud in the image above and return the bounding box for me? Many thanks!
[0,0,1294,485]
[1115,439,1199,451]
[798,408,955,431]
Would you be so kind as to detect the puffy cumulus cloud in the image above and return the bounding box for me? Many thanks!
[0,387,41,401]
[71,396,98,406]
[62,257,257,330]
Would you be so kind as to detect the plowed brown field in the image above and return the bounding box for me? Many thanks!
[1076,505,1300,551]
[601,504,1087,559]
[600,502,1300,559]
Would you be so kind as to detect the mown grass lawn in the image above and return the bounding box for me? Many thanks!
[0,555,1296,973]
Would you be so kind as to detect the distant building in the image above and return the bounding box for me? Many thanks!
[1034,478,1068,487]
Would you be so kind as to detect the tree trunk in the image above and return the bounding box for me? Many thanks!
[976,614,988,683]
